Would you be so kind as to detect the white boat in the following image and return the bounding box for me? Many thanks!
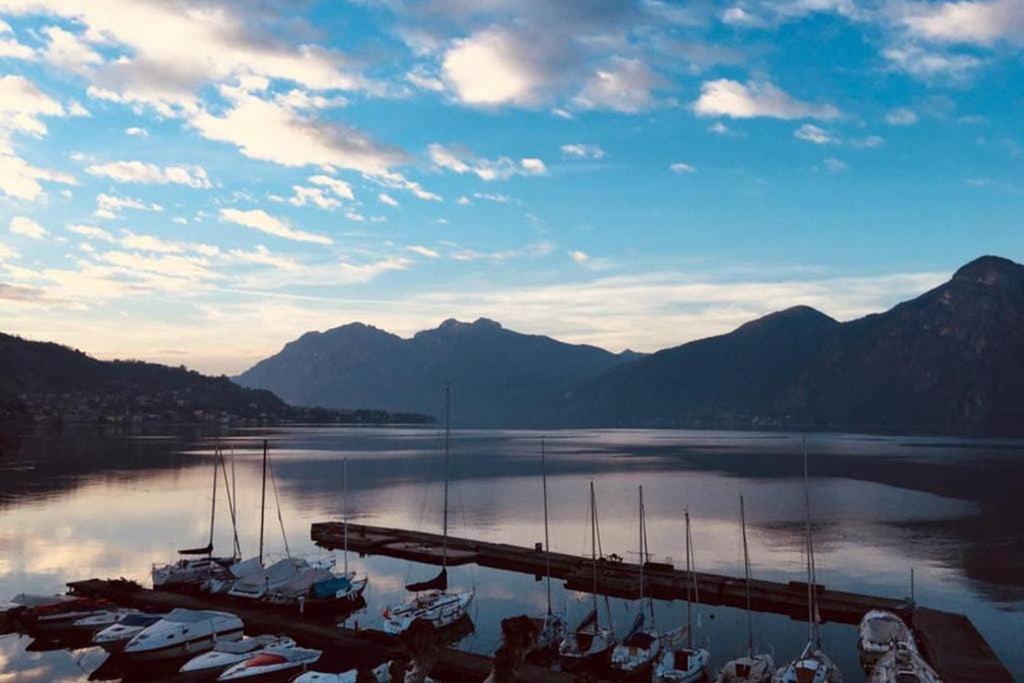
[154,449,241,590]
[859,610,915,664]
[292,662,392,683]
[179,635,295,680]
[382,387,473,634]
[205,557,265,595]
[772,440,843,683]
[868,642,941,683]
[716,496,775,683]
[611,486,662,676]
[122,608,243,662]
[24,596,116,633]
[559,481,616,671]
[91,612,166,653]
[217,645,320,680]
[655,510,710,683]
[228,556,314,600]
[71,608,137,633]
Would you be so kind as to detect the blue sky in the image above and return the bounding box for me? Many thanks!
[0,0,1021,373]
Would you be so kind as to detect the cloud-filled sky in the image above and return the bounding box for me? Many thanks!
[0,0,1020,374]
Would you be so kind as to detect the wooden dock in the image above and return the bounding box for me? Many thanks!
[313,521,1014,682]
[64,579,578,683]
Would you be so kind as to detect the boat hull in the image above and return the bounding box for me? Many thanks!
[124,628,243,662]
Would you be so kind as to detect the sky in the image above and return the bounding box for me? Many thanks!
[0,0,1021,374]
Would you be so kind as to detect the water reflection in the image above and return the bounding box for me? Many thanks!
[0,426,1021,681]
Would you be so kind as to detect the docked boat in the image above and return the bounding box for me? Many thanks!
[217,645,320,680]
[154,449,241,591]
[772,440,843,683]
[715,496,775,683]
[559,481,616,672]
[382,387,473,634]
[91,612,166,653]
[70,608,137,634]
[22,596,115,634]
[179,635,295,680]
[654,509,711,683]
[859,610,915,666]
[122,608,243,662]
[868,642,941,683]
[611,486,662,677]
[292,661,393,682]
[228,556,314,600]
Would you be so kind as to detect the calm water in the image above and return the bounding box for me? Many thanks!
[1,426,1022,681]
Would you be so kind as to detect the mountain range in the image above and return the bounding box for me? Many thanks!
[236,255,1024,435]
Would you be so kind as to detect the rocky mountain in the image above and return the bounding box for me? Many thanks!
[235,317,636,426]
[0,333,427,425]
[560,255,1024,435]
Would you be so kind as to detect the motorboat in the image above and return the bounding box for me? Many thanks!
[217,645,320,680]
[715,496,775,683]
[772,441,843,683]
[22,596,115,633]
[293,662,392,683]
[179,635,295,680]
[868,642,941,683]
[654,510,711,683]
[382,388,473,634]
[559,482,616,672]
[859,610,915,665]
[70,608,138,634]
[91,612,166,653]
[123,608,243,662]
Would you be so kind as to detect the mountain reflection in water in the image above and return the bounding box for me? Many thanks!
[0,426,1020,681]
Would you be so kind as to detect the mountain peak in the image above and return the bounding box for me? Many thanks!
[436,317,503,332]
[735,305,838,335]
[952,255,1024,289]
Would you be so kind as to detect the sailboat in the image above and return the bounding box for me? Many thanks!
[715,496,775,683]
[654,508,710,683]
[558,481,616,672]
[858,609,915,670]
[522,439,567,662]
[152,446,240,590]
[868,641,941,683]
[772,439,843,683]
[611,485,666,677]
[382,387,474,634]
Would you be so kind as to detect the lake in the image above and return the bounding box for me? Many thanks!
[0,426,1021,681]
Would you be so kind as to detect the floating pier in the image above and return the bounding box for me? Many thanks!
[312,521,1014,682]
[63,579,577,683]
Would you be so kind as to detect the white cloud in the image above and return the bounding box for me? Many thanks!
[885,107,918,125]
[85,160,212,188]
[405,65,446,93]
[0,74,68,140]
[0,22,34,60]
[708,121,732,135]
[9,216,47,239]
[823,157,848,172]
[94,193,162,218]
[561,143,606,160]
[41,25,102,72]
[337,256,411,284]
[219,208,332,245]
[118,230,184,254]
[722,6,766,26]
[573,57,661,113]
[67,224,114,241]
[473,192,512,203]
[287,186,340,210]
[901,0,1024,47]
[428,143,547,181]
[228,245,300,271]
[882,44,983,80]
[125,126,148,137]
[694,79,839,120]
[0,152,77,201]
[850,135,885,148]
[669,162,696,173]
[794,123,838,144]
[308,175,355,200]
[407,245,440,258]
[569,250,589,264]
[378,192,398,207]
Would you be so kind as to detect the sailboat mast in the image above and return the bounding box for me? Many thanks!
[802,436,817,646]
[208,453,219,557]
[259,439,268,564]
[590,481,598,617]
[541,439,552,614]
[442,386,450,570]
[343,457,349,574]
[638,485,644,605]
[685,509,693,650]
[740,495,753,657]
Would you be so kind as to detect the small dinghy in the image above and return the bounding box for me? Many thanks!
[71,608,138,634]
[868,642,941,683]
[91,612,166,653]
[123,608,243,662]
[217,645,320,680]
[859,610,914,666]
[179,635,295,680]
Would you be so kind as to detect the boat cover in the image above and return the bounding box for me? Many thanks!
[312,575,352,600]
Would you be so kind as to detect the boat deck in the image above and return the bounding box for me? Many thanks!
[312,521,1014,682]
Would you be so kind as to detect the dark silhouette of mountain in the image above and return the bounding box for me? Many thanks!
[0,333,428,424]
[235,317,635,426]
[561,255,1024,435]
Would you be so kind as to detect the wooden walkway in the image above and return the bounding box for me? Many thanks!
[313,521,1014,682]
[65,579,578,683]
